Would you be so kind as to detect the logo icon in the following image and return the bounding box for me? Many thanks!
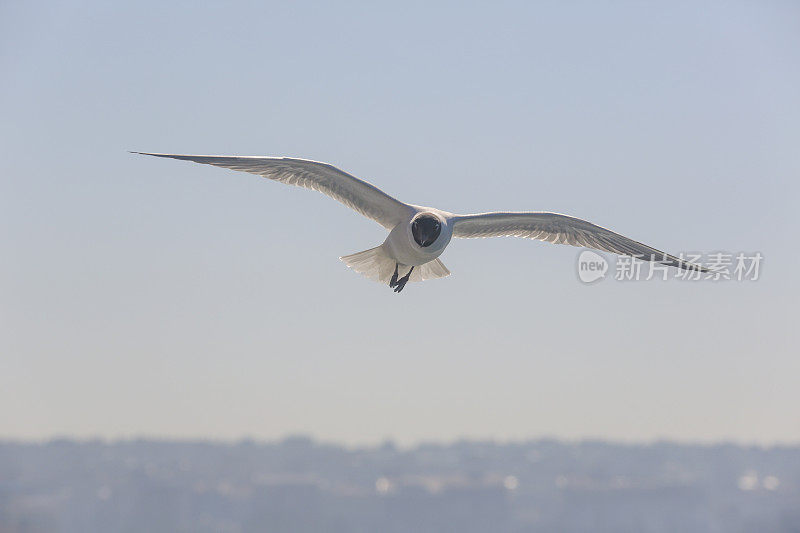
[577,250,608,283]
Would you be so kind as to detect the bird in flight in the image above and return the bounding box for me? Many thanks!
[133,153,707,292]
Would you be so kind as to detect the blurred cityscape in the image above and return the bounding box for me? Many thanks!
[0,437,798,532]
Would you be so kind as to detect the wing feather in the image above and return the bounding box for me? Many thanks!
[452,211,707,272]
[133,153,411,228]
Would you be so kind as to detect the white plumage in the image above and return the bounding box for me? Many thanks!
[134,153,708,292]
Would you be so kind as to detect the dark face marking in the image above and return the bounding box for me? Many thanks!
[412,214,441,247]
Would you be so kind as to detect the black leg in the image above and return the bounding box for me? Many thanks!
[393,266,414,293]
[389,263,399,288]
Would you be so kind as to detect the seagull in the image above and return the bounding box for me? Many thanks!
[133,153,708,292]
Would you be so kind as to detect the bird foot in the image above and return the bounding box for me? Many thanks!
[391,266,413,293]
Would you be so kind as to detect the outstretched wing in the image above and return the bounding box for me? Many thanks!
[452,211,708,271]
[133,153,412,228]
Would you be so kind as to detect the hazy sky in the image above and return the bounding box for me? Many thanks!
[2,1,798,446]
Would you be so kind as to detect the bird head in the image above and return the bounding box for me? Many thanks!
[411,213,442,247]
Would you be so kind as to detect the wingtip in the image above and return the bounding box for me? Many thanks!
[683,263,710,274]
[687,263,711,274]
[131,151,180,157]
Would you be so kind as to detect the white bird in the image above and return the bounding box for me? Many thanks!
[133,153,708,292]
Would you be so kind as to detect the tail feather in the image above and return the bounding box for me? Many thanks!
[340,246,451,284]
[340,246,396,283]
[409,258,450,282]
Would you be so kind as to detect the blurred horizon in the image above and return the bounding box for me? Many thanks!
[2,437,798,532]
[3,434,800,452]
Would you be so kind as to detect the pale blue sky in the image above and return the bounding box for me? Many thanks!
[1,1,798,445]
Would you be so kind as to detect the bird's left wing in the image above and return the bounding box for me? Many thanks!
[451,211,708,272]
[133,153,412,229]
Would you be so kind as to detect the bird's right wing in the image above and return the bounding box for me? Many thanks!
[452,211,708,272]
[133,153,412,229]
